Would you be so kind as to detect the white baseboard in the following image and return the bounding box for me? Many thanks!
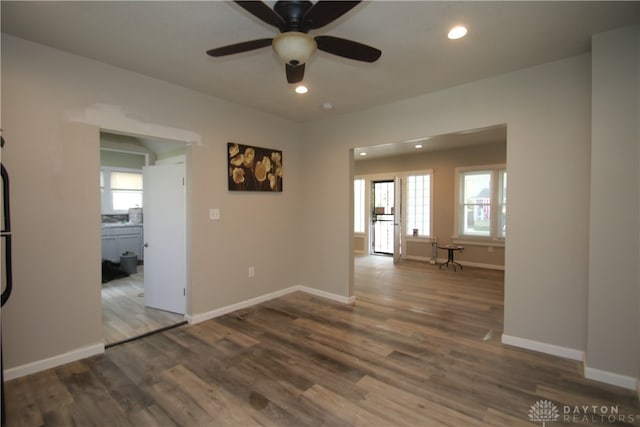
[399,255,504,270]
[499,335,638,391]
[187,285,354,325]
[4,342,105,381]
[584,366,638,391]
[447,259,504,271]
[417,257,504,271]
[459,260,505,271]
[501,334,585,361]
[404,255,431,262]
[186,286,299,324]
[297,285,356,305]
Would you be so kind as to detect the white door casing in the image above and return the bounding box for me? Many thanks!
[393,176,402,264]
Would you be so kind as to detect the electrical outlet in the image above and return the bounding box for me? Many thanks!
[248,266,255,277]
[209,208,221,220]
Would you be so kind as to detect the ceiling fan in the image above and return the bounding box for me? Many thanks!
[207,1,382,84]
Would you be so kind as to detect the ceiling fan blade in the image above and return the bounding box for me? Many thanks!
[207,38,273,57]
[286,63,305,84]
[315,35,381,62]
[234,1,285,30]
[303,1,361,30]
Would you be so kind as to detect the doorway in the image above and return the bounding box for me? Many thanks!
[372,180,395,255]
[99,132,187,346]
[353,125,507,290]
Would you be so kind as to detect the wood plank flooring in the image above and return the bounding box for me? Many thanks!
[5,255,639,426]
[101,267,185,345]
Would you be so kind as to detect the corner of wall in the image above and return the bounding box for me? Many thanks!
[587,24,640,392]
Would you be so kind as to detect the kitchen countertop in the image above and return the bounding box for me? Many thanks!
[101,222,142,228]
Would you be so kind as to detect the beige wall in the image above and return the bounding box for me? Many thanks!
[302,54,592,356]
[355,141,506,268]
[1,34,304,369]
[588,25,640,384]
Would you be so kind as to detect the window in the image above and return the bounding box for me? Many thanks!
[111,172,143,211]
[498,170,507,238]
[101,168,143,213]
[405,173,432,237]
[456,165,506,239]
[354,178,365,233]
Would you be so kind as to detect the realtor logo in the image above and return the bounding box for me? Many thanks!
[529,400,560,426]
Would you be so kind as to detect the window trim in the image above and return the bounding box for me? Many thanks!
[453,164,506,243]
[403,170,434,240]
[353,178,366,234]
[101,167,144,214]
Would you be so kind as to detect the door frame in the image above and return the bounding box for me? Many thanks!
[371,179,396,256]
[95,125,194,324]
[357,172,405,259]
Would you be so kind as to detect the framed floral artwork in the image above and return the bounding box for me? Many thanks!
[228,142,283,192]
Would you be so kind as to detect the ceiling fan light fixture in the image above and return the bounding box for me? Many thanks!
[207,2,381,84]
[448,25,468,40]
[273,32,317,65]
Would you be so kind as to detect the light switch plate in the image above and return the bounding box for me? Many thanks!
[209,208,221,220]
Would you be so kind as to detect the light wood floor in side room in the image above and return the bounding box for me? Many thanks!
[101,267,185,345]
[5,255,639,426]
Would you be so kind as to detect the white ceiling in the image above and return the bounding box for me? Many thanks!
[3,1,640,125]
[354,123,506,160]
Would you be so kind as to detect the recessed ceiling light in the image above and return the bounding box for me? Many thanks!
[414,144,423,149]
[359,152,367,156]
[295,85,308,94]
[448,25,468,40]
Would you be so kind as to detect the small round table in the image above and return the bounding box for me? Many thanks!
[438,245,464,272]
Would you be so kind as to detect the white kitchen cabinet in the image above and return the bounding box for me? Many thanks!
[101,235,119,262]
[101,225,144,262]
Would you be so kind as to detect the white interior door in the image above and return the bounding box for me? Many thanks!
[393,176,402,264]
[143,163,186,314]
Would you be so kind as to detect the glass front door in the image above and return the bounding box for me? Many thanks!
[372,180,394,255]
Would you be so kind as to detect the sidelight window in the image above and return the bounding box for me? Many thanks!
[405,173,432,237]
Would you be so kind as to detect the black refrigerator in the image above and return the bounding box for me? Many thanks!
[1,133,13,425]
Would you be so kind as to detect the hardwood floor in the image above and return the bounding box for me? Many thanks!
[5,255,639,426]
[102,267,185,345]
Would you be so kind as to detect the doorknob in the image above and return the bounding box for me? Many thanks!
[144,242,149,247]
